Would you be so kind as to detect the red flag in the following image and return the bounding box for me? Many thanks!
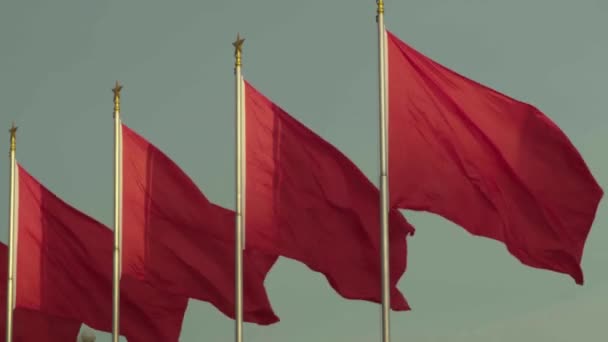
[121,123,279,325]
[243,81,415,310]
[15,165,188,341]
[0,243,82,342]
[386,30,603,284]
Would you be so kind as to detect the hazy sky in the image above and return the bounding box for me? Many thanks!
[0,0,606,341]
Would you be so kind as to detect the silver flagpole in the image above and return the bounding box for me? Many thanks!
[233,33,245,342]
[5,123,17,342]
[376,1,391,342]
[112,81,123,342]
[240,72,247,250]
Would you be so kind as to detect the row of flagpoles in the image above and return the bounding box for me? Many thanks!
[3,0,603,341]
[2,2,393,340]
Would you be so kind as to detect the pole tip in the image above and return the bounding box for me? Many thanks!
[9,121,17,151]
[9,121,17,136]
[112,81,123,115]
[377,0,384,14]
[232,33,245,68]
[112,81,123,101]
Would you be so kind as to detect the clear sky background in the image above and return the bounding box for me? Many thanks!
[0,0,606,341]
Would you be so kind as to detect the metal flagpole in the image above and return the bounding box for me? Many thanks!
[112,81,123,342]
[5,122,17,342]
[376,1,391,342]
[240,72,246,250]
[233,33,245,342]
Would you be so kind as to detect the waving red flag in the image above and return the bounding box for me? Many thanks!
[386,30,603,284]
[121,123,279,325]
[243,81,415,310]
[15,165,188,341]
[0,243,82,342]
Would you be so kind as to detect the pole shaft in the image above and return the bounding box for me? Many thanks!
[234,41,244,342]
[5,125,17,342]
[376,2,391,342]
[112,82,123,342]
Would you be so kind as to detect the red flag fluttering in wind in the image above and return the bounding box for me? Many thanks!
[120,123,279,325]
[243,81,415,310]
[386,30,603,284]
[0,243,82,342]
[15,165,189,342]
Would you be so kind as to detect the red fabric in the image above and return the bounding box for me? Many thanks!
[0,243,82,342]
[387,30,603,284]
[15,165,189,341]
[244,81,415,310]
[12,309,82,342]
[121,124,279,325]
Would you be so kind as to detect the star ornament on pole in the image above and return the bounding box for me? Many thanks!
[112,81,122,102]
[9,121,17,136]
[233,33,245,68]
[9,121,17,151]
[112,80,123,116]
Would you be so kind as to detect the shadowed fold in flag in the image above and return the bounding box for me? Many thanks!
[1,243,82,342]
[243,81,415,310]
[120,123,279,325]
[386,29,603,284]
[14,165,189,342]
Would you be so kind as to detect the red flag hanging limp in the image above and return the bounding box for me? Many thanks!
[15,164,189,342]
[243,81,415,310]
[121,123,279,325]
[0,243,82,342]
[386,30,603,284]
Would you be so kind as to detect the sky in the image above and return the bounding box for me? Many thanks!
[0,0,607,341]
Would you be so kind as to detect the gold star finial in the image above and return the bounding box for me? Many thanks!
[9,122,17,135]
[233,33,245,68]
[9,121,17,152]
[112,81,123,115]
[112,81,122,100]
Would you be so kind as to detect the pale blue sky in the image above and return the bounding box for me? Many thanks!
[0,0,606,341]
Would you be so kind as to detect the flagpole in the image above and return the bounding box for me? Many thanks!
[112,81,123,342]
[5,123,17,342]
[376,1,391,342]
[233,33,245,342]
